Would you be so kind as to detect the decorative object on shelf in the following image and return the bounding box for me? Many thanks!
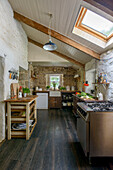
[35,87,38,91]
[9,68,18,80]
[46,85,50,90]
[53,81,56,90]
[11,84,14,99]
[97,92,103,100]
[74,74,80,78]
[18,86,22,98]
[97,72,107,83]
[23,88,30,97]
[43,13,57,51]
[66,86,70,91]
[59,86,66,90]
[84,81,89,86]
[31,70,38,79]
[71,86,75,91]
[10,83,19,99]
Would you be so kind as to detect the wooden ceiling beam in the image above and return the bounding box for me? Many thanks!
[14,11,100,60]
[28,37,85,68]
[83,0,113,16]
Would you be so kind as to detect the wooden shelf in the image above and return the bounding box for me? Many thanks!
[92,82,109,85]
[61,91,75,109]
[62,99,73,101]
[29,121,37,137]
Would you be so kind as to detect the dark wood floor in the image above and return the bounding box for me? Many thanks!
[0,109,113,170]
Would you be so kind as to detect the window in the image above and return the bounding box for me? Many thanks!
[50,75,60,89]
[74,7,113,41]
[46,74,63,89]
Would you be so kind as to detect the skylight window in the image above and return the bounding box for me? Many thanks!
[82,9,113,37]
[74,7,113,41]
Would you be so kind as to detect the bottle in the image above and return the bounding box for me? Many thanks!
[98,73,100,83]
[100,73,103,83]
[18,86,22,98]
[103,73,107,83]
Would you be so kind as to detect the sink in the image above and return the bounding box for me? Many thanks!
[49,91,61,97]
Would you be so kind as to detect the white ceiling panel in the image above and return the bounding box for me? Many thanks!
[8,0,113,55]
[22,23,92,64]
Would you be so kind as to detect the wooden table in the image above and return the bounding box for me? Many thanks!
[4,95,38,140]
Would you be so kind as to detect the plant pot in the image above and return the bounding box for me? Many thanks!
[23,93,27,97]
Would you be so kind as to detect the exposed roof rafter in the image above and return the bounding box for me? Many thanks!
[14,11,100,60]
[28,37,85,68]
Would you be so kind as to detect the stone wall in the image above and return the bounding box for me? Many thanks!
[0,0,28,142]
[19,64,34,89]
[19,65,78,90]
[97,49,113,100]
[85,49,113,100]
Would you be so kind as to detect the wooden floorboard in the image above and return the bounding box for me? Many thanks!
[0,109,113,170]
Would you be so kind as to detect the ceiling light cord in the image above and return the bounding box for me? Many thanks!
[48,14,52,42]
[43,13,57,51]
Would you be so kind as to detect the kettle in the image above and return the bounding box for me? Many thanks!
[97,92,103,100]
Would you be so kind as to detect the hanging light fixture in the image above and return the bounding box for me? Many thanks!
[43,14,57,51]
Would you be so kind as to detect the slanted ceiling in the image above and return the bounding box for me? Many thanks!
[8,0,105,68]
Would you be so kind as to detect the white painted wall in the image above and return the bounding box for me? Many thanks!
[0,0,28,142]
[85,70,95,95]
[85,59,96,95]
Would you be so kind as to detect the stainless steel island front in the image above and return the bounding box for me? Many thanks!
[77,102,113,159]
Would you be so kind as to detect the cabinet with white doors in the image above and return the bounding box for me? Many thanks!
[36,93,48,109]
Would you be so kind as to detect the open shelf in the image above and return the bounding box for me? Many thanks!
[92,82,109,85]
[61,91,75,109]
[6,96,37,140]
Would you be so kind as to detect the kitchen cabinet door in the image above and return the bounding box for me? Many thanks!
[49,97,61,109]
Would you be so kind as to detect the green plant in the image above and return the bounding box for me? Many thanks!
[46,85,50,90]
[53,81,56,88]
[60,86,66,90]
[23,88,30,93]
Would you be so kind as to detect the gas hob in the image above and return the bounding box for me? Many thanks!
[85,101,113,112]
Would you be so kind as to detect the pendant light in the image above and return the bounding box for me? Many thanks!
[43,14,57,51]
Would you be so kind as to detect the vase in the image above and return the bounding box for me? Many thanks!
[24,93,27,97]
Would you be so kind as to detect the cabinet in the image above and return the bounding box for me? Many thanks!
[36,93,48,109]
[61,91,76,108]
[5,96,37,140]
[49,97,61,109]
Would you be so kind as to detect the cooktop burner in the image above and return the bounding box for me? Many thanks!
[86,101,113,112]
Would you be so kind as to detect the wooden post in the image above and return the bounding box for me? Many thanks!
[7,102,11,140]
[83,67,85,92]
[26,103,30,140]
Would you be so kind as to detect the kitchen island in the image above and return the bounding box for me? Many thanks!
[4,95,37,140]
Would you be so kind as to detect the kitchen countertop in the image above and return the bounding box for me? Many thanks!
[73,94,96,102]
[4,95,38,103]
[34,90,76,93]
[34,90,49,93]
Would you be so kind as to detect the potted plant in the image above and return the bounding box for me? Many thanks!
[46,85,50,90]
[23,88,30,97]
[60,86,66,90]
